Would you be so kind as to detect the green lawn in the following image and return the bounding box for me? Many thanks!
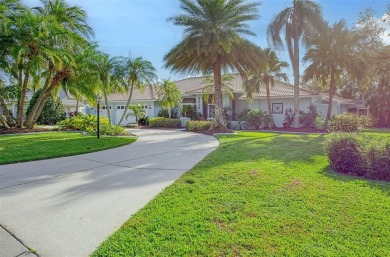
[0,132,136,165]
[92,130,390,257]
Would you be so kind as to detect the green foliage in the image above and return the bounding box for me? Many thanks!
[330,113,359,132]
[57,114,126,136]
[182,105,203,120]
[245,109,264,130]
[358,115,375,128]
[236,108,251,121]
[185,120,212,131]
[283,107,295,127]
[325,133,367,176]
[26,89,66,125]
[326,133,390,181]
[299,105,321,128]
[148,117,180,128]
[158,109,178,119]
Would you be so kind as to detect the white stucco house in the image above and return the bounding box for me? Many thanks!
[86,74,367,128]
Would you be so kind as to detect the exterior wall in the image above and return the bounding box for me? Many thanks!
[314,102,341,119]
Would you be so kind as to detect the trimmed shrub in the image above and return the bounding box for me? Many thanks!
[186,120,212,131]
[358,115,375,128]
[325,133,367,176]
[367,138,390,181]
[149,117,180,128]
[245,109,264,130]
[329,113,359,132]
[299,105,321,128]
[326,133,390,181]
[26,89,66,125]
[57,114,126,136]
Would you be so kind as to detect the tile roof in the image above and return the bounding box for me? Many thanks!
[319,93,354,105]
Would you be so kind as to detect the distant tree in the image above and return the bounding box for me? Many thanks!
[303,20,363,127]
[156,79,181,119]
[244,48,288,128]
[164,0,262,129]
[267,0,323,127]
[126,104,146,124]
[117,56,156,125]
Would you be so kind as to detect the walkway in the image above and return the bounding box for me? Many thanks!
[0,129,219,257]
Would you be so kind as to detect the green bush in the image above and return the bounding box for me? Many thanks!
[325,133,367,176]
[325,133,390,181]
[358,115,375,128]
[185,120,212,131]
[245,109,264,130]
[149,117,181,128]
[329,113,359,132]
[26,89,66,125]
[57,114,126,136]
[181,105,203,120]
[299,105,321,128]
[158,109,178,119]
[367,138,390,181]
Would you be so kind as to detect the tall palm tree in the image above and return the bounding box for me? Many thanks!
[164,0,262,129]
[117,56,156,125]
[303,20,363,128]
[92,53,121,124]
[244,48,288,128]
[202,74,235,104]
[267,0,323,127]
[156,79,181,118]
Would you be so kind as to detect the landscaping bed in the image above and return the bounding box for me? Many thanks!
[0,127,54,135]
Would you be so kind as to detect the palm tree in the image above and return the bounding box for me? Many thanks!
[267,0,323,128]
[164,0,262,130]
[156,79,181,118]
[202,74,235,104]
[244,48,288,128]
[303,20,363,128]
[125,104,146,124]
[117,56,156,125]
[92,53,121,124]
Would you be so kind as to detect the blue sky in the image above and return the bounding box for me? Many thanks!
[24,0,389,81]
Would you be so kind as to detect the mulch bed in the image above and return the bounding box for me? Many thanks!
[191,129,235,136]
[0,127,53,135]
[260,127,327,133]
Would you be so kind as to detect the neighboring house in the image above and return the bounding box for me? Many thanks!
[3,91,33,118]
[61,97,86,116]
[87,74,368,127]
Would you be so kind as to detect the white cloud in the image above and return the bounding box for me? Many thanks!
[378,13,390,45]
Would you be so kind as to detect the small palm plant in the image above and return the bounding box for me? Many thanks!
[125,104,146,124]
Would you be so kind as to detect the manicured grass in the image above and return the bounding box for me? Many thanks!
[92,130,390,257]
[0,132,136,165]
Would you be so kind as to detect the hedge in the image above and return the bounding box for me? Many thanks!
[148,117,181,128]
[185,120,212,131]
[325,133,390,181]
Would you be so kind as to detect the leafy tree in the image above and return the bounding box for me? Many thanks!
[156,79,181,118]
[267,0,323,128]
[244,48,288,128]
[117,56,156,125]
[303,20,363,127]
[164,0,262,130]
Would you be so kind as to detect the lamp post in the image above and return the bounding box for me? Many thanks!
[96,94,101,139]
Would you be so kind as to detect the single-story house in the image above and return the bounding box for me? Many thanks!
[86,74,368,128]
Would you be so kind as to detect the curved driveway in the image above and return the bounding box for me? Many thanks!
[0,129,219,257]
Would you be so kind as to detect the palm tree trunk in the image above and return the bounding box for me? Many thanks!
[16,62,31,128]
[325,70,335,128]
[118,82,135,125]
[0,113,10,129]
[103,83,111,124]
[76,100,79,114]
[265,81,275,128]
[168,104,171,119]
[211,58,226,130]
[292,36,300,128]
[25,69,53,127]
[0,95,15,126]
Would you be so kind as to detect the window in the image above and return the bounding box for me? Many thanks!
[358,109,368,116]
[272,103,283,114]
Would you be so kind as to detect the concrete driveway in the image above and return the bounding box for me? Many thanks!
[0,129,219,257]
